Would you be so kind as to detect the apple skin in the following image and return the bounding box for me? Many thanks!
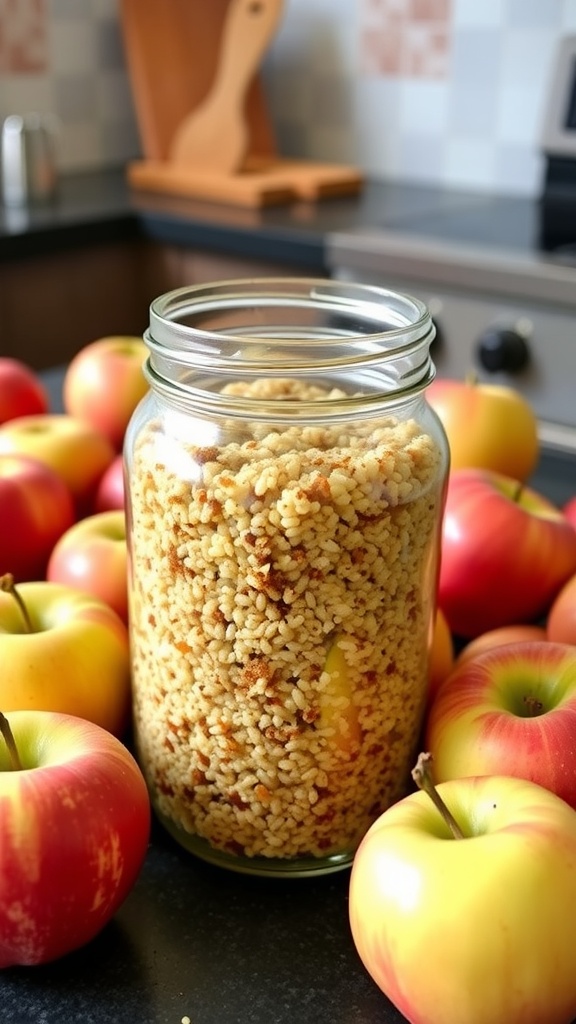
[427,609,455,705]
[0,453,75,582]
[94,452,125,512]
[547,572,576,646]
[63,336,149,451]
[564,497,576,530]
[0,413,115,518]
[426,376,539,482]
[349,772,576,1024]
[456,623,548,667]
[0,709,150,967]
[0,357,49,425]
[425,641,576,809]
[47,510,128,624]
[0,581,131,737]
[438,468,576,638]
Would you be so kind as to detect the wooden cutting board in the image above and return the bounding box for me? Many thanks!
[120,0,363,207]
[120,0,277,162]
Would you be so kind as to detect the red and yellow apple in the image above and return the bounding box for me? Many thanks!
[438,468,576,638]
[426,375,539,481]
[349,763,576,1024]
[0,357,49,425]
[0,453,75,582]
[0,413,115,518]
[47,510,128,624]
[425,640,576,809]
[547,572,576,646]
[0,576,131,737]
[0,709,150,967]
[63,336,148,451]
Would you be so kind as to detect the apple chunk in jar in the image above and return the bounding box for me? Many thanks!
[124,280,449,876]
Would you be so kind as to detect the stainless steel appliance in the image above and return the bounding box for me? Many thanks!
[326,189,576,505]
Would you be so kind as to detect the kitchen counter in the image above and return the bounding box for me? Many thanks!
[1,164,540,270]
[0,168,141,260]
[4,815,399,1024]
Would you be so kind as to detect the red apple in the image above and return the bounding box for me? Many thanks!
[425,640,576,809]
[94,452,125,512]
[438,469,576,638]
[0,357,49,425]
[426,376,539,482]
[0,454,75,582]
[0,413,115,518]
[47,510,128,624]
[547,572,576,646]
[564,497,576,530]
[63,336,149,451]
[0,575,131,737]
[0,709,150,967]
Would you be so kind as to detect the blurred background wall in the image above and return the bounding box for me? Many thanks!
[1,0,575,197]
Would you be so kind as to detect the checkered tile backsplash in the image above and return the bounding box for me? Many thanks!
[1,0,576,196]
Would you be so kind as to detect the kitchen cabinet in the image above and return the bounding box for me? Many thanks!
[0,239,154,371]
[0,240,318,372]
[142,242,319,295]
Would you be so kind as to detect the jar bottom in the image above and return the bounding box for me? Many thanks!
[155,807,354,878]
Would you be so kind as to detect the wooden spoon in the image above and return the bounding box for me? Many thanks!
[169,0,284,173]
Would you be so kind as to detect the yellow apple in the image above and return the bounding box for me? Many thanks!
[0,576,131,737]
[426,376,539,482]
[0,413,115,517]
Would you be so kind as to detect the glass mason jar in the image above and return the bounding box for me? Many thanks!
[124,278,449,877]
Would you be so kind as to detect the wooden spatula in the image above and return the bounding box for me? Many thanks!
[169,0,284,174]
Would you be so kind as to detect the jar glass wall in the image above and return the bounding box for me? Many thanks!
[124,279,449,877]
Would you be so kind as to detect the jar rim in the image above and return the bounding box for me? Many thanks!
[147,278,435,373]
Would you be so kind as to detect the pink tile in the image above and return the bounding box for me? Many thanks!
[362,26,405,76]
[360,0,452,78]
[410,0,451,21]
[0,0,48,74]
[404,25,450,77]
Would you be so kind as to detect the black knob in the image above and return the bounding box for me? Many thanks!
[476,327,530,373]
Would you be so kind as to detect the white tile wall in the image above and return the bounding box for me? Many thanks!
[0,0,575,196]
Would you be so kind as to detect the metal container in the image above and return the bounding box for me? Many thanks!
[124,277,449,877]
[1,113,58,206]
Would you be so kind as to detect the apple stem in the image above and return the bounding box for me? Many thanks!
[0,573,33,633]
[523,695,544,717]
[0,713,23,771]
[411,752,466,840]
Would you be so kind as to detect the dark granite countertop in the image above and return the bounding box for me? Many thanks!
[0,168,141,259]
[2,164,532,271]
[4,817,403,1024]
